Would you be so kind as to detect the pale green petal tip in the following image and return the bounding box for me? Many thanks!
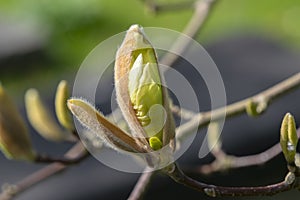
[128,51,163,140]
[149,136,162,150]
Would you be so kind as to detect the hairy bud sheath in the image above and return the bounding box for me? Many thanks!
[0,84,35,161]
[67,98,146,153]
[114,24,175,151]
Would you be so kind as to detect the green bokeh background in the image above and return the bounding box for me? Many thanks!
[1,0,300,63]
[0,0,300,94]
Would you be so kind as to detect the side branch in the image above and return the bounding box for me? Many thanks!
[196,128,300,174]
[141,0,194,13]
[0,142,88,200]
[128,167,155,200]
[176,72,300,143]
[160,0,218,68]
[166,163,298,197]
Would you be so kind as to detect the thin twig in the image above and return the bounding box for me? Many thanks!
[160,0,218,69]
[0,142,88,200]
[34,152,89,165]
[128,167,155,200]
[197,128,300,174]
[166,163,298,197]
[170,103,196,120]
[176,72,300,145]
[142,0,194,13]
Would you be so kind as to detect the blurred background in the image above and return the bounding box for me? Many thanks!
[0,0,300,199]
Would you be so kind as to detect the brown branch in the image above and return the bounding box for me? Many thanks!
[196,128,300,174]
[160,0,218,69]
[170,103,196,120]
[166,163,298,197]
[128,167,155,200]
[34,152,89,165]
[0,142,88,200]
[176,72,300,145]
[142,0,194,13]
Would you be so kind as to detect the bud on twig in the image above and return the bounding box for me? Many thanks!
[55,80,74,130]
[0,84,36,161]
[67,25,175,168]
[115,24,175,151]
[246,98,267,117]
[280,113,298,165]
[25,89,71,142]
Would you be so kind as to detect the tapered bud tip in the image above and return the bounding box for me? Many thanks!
[67,99,74,107]
[59,80,67,87]
[26,88,38,99]
[280,112,298,164]
[67,99,80,109]
[128,24,141,32]
[67,99,76,113]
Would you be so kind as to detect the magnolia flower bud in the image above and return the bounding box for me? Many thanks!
[280,113,298,164]
[55,80,74,130]
[0,84,35,161]
[25,89,71,142]
[115,24,175,151]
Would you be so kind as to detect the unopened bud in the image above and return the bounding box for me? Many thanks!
[25,89,70,142]
[55,80,74,130]
[67,98,146,153]
[280,113,298,164]
[0,84,35,161]
[115,24,175,151]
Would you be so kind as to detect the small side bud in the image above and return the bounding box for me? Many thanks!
[55,80,74,130]
[246,99,260,117]
[25,89,70,142]
[204,187,217,197]
[280,113,298,164]
[246,98,267,117]
[0,84,36,161]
